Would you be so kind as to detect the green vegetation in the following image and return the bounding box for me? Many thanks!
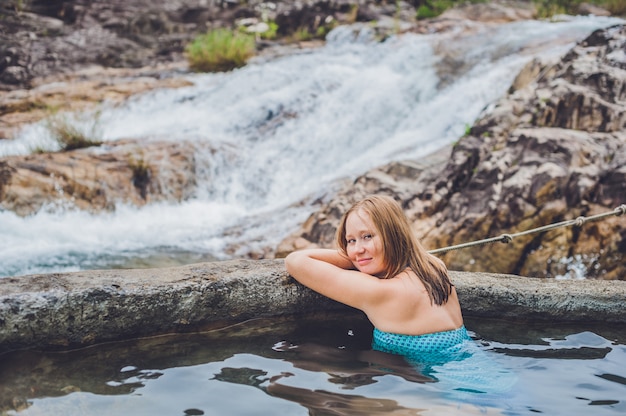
[347,4,359,24]
[605,0,626,15]
[260,21,279,40]
[293,27,313,42]
[185,28,256,73]
[316,25,329,38]
[44,111,103,151]
[314,19,339,40]
[534,0,626,17]
[533,0,570,17]
[9,0,24,12]
[416,0,486,19]
[417,0,453,19]
[414,0,625,19]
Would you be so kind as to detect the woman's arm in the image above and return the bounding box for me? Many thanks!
[285,249,386,310]
[295,248,354,269]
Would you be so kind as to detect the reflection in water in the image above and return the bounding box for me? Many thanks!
[266,382,426,416]
[211,365,431,415]
[264,336,518,414]
[1,313,625,415]
[212,342,435,415]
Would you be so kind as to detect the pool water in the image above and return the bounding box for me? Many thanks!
[1,312,625,415]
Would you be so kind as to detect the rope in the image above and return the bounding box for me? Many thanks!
[428,204,626,255]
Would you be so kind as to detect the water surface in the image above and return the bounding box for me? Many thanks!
[1,313,624,415]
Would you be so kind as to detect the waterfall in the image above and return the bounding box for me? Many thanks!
[1,16,622,278]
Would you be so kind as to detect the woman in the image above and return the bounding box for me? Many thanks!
[285,195,469,360]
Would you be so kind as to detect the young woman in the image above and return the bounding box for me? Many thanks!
[285,195,469,360]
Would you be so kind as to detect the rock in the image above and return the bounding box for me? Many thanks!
[1,259,625,353]
[0,0,411,92]
[0,66,29,86]
[413,0,534,35]
[439,0,534,23]
[578,2,612,17]
[0,0,434,138]
[279,25,626,280]
[0,64,192,140]
[0,139,199,216]
[0,1,550,92]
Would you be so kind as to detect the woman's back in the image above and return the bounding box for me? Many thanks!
[361,268,464,336]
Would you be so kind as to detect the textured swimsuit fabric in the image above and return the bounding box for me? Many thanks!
[372,325,518,398]
[372,326,471,359]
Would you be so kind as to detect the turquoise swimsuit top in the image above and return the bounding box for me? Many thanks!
[372,326,471,361]
[373,326,519,396]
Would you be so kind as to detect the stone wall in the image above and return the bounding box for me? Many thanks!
[1,259,625,353]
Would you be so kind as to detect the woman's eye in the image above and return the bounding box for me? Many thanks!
[363,234,372,240]
[347,238,356,244]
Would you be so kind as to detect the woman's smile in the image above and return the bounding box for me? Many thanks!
[357,257,372,265]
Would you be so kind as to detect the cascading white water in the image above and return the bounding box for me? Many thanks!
[1,16,622,278]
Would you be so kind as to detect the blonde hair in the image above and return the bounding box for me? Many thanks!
[335,195,453,305]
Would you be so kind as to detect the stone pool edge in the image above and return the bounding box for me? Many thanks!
[1,259,625,353]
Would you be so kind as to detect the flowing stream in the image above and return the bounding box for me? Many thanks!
[1,16,623,278]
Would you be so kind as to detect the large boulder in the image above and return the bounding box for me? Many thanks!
[0,139,199,215]
[278,24,626,280]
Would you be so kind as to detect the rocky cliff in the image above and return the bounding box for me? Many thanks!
[279,24,626,280]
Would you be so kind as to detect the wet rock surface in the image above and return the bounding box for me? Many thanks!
[0,259,348,352]
[1,259,625,353]
[1,139,199,215]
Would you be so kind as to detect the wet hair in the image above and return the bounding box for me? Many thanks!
[335,195,453,305]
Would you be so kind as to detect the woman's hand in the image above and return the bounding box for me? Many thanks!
[285,248,384,311]
[285,249,353,274]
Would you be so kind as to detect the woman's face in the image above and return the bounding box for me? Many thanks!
[344,209,386,277]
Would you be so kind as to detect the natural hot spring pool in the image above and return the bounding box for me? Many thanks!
[1,311,625,415]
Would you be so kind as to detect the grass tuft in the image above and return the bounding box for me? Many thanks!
[44,111,103,151]
[185,28,256,73]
